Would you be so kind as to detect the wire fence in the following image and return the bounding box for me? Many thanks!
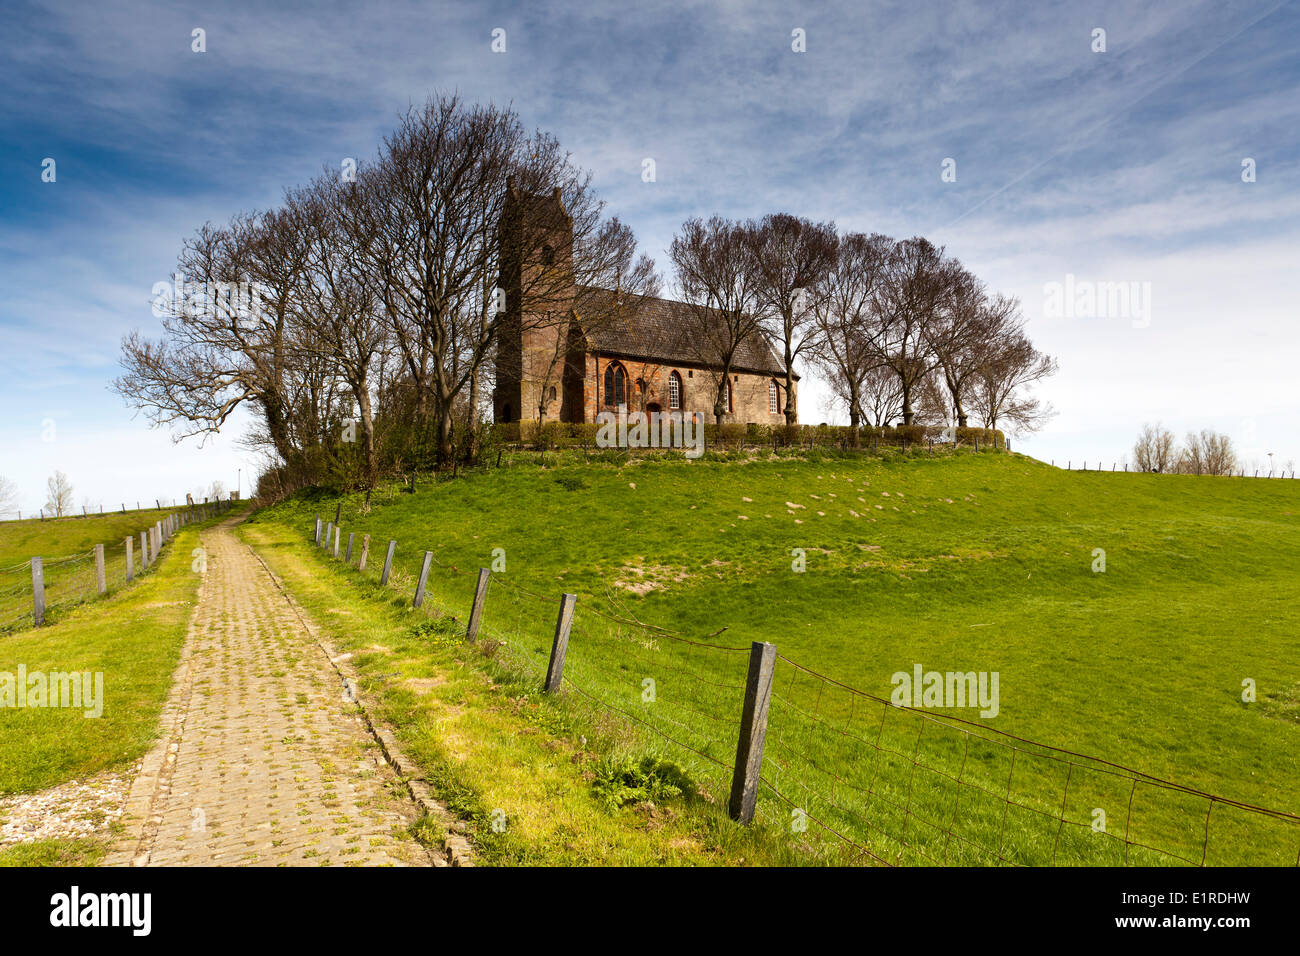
[1053,460,1298,479]
[308,514,1300,867]
[0,499,233,634]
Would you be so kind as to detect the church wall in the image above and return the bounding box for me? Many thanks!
[579,353,794,425]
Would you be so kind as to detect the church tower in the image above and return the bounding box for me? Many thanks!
[493,178,576,424]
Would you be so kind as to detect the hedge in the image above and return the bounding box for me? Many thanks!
[494,420,1006,450]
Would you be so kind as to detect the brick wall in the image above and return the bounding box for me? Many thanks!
[578,353,794,425]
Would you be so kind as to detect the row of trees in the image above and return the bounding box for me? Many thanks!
[664,216,1055,432]
[1132,424,1249,476]
[116,94,1054,498]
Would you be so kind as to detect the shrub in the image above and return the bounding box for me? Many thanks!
[591,753,696,811]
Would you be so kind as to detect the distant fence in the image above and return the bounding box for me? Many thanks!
[0,493,241,524]
[1053,461,1297,479]
[0,498,234,633]
[304,511,1300,867]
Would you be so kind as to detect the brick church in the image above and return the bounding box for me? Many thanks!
[492,184,796,426]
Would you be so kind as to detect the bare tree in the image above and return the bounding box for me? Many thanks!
[749,213,838,425]
[1178,429,1236,476]
[290,173,387,489]
[354,95,613,465]
[0,476,19,516]
[1133,423,1178,473]
[859,365,905,428]
[116,204,314,467]
[934,276,1019,429]
[45,471,73,517]
[810,231,892,434]
[969,327,1056,435]
[872,237,962,425]
[669,217,766,425]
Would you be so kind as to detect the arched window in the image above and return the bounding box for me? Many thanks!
[547,385,557,403]
[541,244,555,266]
[769,380,780,415]
[668,371,682,410]
[603,362,627,407]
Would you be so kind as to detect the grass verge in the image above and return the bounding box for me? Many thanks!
[0,506,242,866]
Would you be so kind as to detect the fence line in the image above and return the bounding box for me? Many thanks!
[0,498,234,633]
[306,511,1300,867]
[1052,460,1298,479]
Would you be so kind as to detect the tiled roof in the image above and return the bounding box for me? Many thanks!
[574,286,793,378]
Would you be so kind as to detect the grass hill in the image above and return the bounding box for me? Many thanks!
[247,450,1300,865]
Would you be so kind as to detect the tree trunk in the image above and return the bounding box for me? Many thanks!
[357,387,377,490]
[465,367,479,464]
[784,351,796,425]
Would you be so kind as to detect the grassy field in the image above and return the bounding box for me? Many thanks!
[0,505,237,866]
[0,507,190,632]
[246,448,1300,866]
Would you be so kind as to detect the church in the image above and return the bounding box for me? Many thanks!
[492,184,796,427]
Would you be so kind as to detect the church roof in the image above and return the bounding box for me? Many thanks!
[574,286,795,379]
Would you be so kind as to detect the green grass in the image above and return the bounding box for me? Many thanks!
[247,449,1300,866]
[0,505,238,866]
[239,518,797,866]
[0,506,193,632]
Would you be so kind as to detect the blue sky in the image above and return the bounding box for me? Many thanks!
[2,0,1298,513]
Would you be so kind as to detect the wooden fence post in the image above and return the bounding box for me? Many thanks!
[466,568,491,641]
[315,516,322,545]
[544,593,577,693]
[31,557,45,626]
[140,531,150,570]
[728,641,778,825]
[413,552,434,607]
[380,540,397,585]
[334,501,342,526]
[95,544,106,595]
[324,521,333,550]
[345,532,354,563]
[359,534,371,572]
[332,526,340,558]
[125,536,134,582]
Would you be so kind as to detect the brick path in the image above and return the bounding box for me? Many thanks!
[109,520,431,867]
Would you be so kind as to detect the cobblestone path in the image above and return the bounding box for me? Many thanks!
[109,520,431,867]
